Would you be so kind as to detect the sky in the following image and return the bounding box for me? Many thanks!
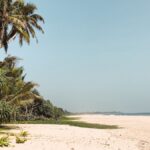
[1,0,150,113]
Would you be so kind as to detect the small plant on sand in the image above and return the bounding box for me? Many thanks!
[20,131,28,137]
[0,136,10,147]
[16,136,27,144]
[16,130,29,144]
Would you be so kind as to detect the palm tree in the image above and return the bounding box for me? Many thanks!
[0,0,44,52]
[0,56,40,102]
[0,56,42,120]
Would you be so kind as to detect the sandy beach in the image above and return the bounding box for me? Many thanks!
[1,115,150,150]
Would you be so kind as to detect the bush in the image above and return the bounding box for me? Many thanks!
[0,136,10,147]
[20,131,28,137]
[0,101,11,124]
[16,136,27,144]
[53,107,64,120]
[32,100,54,118]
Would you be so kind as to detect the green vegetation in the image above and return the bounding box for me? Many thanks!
[0,56,65,124]
[0,0,64,125]
[61,120,118,129]
[16,136,27,144]
[0,136,9,147]
[13,117,118,129]
[0,0,44,52]
[0,127,29,146]
[16,130,29,144]
[0,101,11,124]
[19,131,28,137]
[0,0,53,124]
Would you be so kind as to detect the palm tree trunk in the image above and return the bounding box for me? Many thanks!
[0,0,7,48]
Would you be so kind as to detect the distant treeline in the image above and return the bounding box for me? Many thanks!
[72,111,150,116]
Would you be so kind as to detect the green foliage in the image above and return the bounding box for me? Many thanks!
[0,56,42,122]
[0,136,10,147]
[0,127,29,147]
[16,136,27,144]
[0,0,44,52]
[14,117,118,129]
[0,0,64,123]
[33,100,54,118]
[0,101,11,124]
[60,119,118,129]
[0,56,38,105]
[16,130,28,144]
[53,107,64,120]
[0,56,64,123]
[19,131,28,137]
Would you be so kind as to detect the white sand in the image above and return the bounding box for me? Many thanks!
[1,115,150,150]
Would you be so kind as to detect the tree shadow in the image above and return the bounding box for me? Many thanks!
[0,125,19,130]
[0,125,20,136]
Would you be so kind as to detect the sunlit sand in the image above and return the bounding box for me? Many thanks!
[1,115,150,150]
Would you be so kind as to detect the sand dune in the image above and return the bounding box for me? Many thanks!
[1,115,150,150]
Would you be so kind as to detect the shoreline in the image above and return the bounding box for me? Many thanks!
[70,113,150,117]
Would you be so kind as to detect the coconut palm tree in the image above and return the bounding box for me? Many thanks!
[0,0,44,52]
[0,56,40,102]
[0,56,42,120]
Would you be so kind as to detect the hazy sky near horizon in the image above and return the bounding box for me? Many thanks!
[1,0,150,112]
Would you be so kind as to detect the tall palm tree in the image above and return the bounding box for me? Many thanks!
[0,0,44,52]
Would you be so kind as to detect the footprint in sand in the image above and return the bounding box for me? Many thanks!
[138,140,150,150]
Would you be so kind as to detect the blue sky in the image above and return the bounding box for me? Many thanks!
[1,0,150,112]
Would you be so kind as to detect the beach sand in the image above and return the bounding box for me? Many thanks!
[1,115,150,150]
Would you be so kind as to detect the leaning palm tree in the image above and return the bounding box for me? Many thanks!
[0,0,44,52]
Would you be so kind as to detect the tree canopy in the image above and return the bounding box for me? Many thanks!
[0,0,44,52]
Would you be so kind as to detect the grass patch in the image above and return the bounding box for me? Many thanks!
[16,136,27,144]
[15,131,29,144]
[19,131,28,137]
[0,126,29,146]
[60,120,117,129]
[0,136,10,147]
[11,116,118,129]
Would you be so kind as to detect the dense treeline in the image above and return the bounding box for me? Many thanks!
[0,56,64,123]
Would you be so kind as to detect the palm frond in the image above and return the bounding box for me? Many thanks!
[0,0,44,51]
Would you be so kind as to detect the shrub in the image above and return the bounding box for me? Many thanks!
[20,131,28,137]
[0,101,11,124]
[53,107,64,120]
[16,136,27,144]
[33,100,54,118]
[0,136,10,147]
